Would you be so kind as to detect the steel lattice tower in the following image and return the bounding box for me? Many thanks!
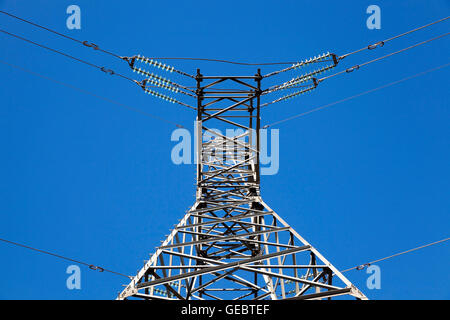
[117,68,367,300]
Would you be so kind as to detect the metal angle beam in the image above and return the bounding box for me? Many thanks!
[176,212,272,229]
[154,247,340,292]
[137,245,311,290]
[160,227,291,249]
[285,288,353,300]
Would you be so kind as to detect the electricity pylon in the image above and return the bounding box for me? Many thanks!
[117,68,367,300]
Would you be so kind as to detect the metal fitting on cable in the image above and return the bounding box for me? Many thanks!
[356,263,371,270]
[82,41,99,50]
[368,41,385,50]
[100,67,115,75]
[346,65,360,73]
[89,265,105,272]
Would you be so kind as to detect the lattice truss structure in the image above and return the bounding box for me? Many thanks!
[1,10,447,301]
[117,53,368,300]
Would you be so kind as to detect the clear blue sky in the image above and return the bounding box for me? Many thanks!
[0,0,449,299]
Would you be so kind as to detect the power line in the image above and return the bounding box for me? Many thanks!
[0,9,123,60]
[264,15,449,78]
[0,10,295,66]
[2,9,447,71]
[2,9,448,79]
[262,32,449,108]
[1,234,448,281]
[263,62,450,128]
[0,28,195,109]
[0,28,136,83]
[142,56,298,66]
[340,16,450,60]
[2,9,449,299]
[341,237,450,273]
[0,237,132,279]
[0,58,185,128]
[319,32,450,83]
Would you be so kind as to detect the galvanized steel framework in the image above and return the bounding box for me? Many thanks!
[117,69,367,300]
